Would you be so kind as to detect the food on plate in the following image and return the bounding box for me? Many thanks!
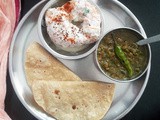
[25,42,116,119]
[32,80,115,120]
[24,42,81,87]
[111,33,133,77]
[97,29,148,80]
[45,0,101,52]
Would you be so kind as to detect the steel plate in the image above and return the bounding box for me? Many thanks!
[9,0,151,120]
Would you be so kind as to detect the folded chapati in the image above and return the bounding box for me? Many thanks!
[25,42,81,87]
[32,80,115,120]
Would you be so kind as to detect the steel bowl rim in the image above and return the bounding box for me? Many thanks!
[95,27,151,83]
[37,0,105,59]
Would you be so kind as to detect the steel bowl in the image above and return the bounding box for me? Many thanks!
[37,0,104,59]
[95,27,151,82]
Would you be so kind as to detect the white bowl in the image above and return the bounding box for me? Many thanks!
[38,0,104,59]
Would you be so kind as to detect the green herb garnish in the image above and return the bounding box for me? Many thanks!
[83,7,90,15]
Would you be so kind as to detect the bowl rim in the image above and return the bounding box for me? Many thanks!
[95,27,151,83]
[37,0,105,59]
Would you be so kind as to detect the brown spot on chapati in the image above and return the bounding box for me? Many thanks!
[72,105,76,110]
[54,89,60,95]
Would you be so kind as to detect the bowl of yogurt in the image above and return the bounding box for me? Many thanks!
[38,0,104,59]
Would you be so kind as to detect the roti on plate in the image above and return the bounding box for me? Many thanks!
[24,42,81,87]
[32,80,115,120]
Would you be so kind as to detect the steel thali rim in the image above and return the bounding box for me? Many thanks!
[9,0,151,120]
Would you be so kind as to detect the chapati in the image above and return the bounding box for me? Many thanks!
[32,80,115,120]
[25,42,81,87]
